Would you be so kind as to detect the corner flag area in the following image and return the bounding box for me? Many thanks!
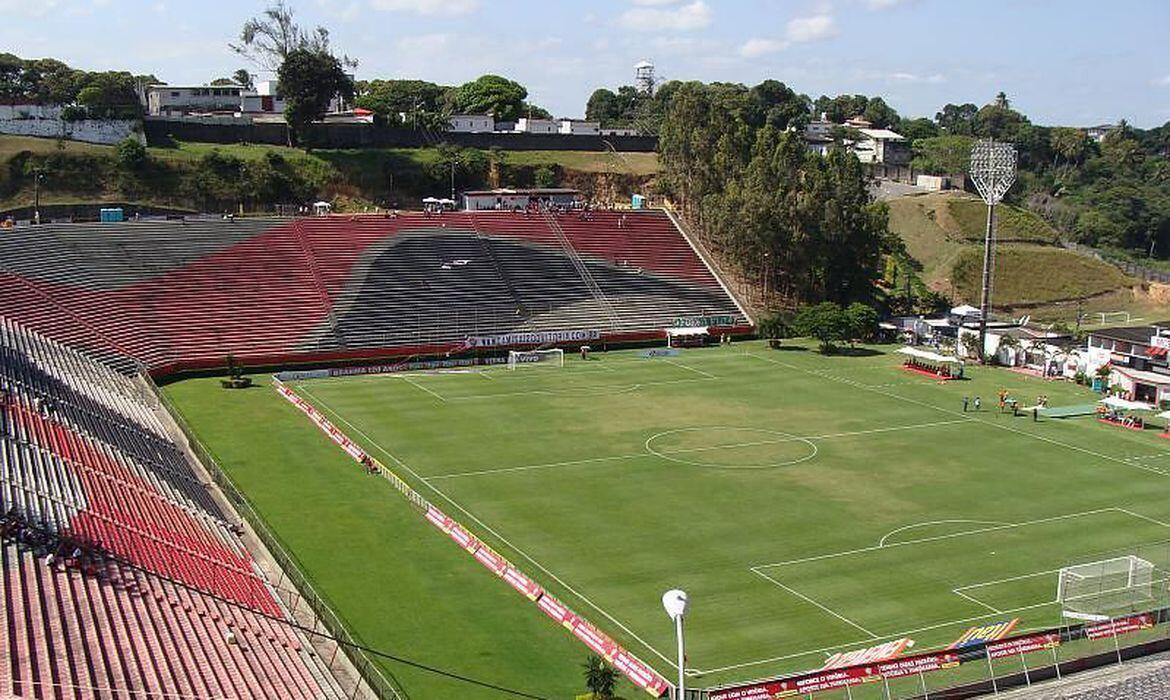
[165,340,1170,696]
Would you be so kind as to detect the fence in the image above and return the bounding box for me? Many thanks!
[1061,241,1170,285]
[144,117,658,152]
[143,372,407,700]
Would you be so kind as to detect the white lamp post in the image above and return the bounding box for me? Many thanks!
[662,589,689,700]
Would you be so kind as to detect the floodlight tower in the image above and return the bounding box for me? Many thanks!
[635,60,656,95]
[969,139,1017,361]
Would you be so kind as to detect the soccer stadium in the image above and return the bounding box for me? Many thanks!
[4,3,1170,700]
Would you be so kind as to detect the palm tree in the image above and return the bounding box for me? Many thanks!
[583,655,619,700]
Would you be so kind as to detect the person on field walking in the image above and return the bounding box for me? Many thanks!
[973,396,982,412]
[962,396,969,413]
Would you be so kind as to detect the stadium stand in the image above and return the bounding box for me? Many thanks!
[1,318,346,699]
[0,210,747,373]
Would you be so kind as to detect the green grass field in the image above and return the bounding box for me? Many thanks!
[165,341,1170,698]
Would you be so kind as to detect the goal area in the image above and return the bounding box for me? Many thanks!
[1057,555,1157,618]
[508,349,564,370]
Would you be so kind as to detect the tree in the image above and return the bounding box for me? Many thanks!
[210,77,236,86]
[231,0,355,71]
[844,302,879,344]
[749,79,811,131]
[1049,127,1089,167]
[115,137,147,170]
[356,79,448,125]
[862,96,899,129]
[455,74,528,121]
[935,103,977,135]
[582,655,619,700]
[897,117,940,146]
[911,135,975,175]
[232,69,254,89]
[793,302,849,353]
[586,88,622,124]
[277,48,353,145]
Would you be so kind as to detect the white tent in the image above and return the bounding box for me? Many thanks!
[1099,396,1155,411]
[897,346,963,365]
[950,304,982,318]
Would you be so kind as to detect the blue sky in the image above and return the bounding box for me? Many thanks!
[2,0,1168,127]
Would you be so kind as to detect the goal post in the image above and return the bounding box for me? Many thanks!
[1057,555,1157,617]
[508,349,565,370]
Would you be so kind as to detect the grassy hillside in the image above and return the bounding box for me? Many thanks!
[0,134,658,213]
[888,191,1138,318]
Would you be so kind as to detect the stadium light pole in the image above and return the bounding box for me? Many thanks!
[662,589,689,700]
[969,139,1017,362]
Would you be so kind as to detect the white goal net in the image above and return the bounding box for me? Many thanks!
[1057,555,1157,618]
[507,349,564,370]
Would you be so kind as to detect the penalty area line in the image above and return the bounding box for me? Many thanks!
[751,569,879,639]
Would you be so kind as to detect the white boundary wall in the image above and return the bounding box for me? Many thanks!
[0,116,144,145]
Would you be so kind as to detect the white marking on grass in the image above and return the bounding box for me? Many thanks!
[951,589,1005,614]
[1114,507,1170,528]
[426,418,971,480]
[752,569,879,639]
[442,376,715,401]
[402,375,447,403]
[644,427,819,470]
[753,508,1123,570]
[664,358,717,380]
[878,519,1010,548]
[743,352,1170,478]
[696,599,1060,676]
[295,385,676,667]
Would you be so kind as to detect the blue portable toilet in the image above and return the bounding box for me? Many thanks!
[631,194,645,210]
[100,208,124,223]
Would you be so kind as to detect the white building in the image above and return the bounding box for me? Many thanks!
[149,79,346,118]
[558,119,600,136]
[147,84,247,116]
[1085,124,1117,144]
[514,118,558,134]
[448,114,495,133]
[600,127,639,137]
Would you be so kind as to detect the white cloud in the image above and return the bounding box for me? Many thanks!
[865,0,916,9]
[739,13,837,56]
[618,0,712,32]
[395,32,456,53]
[739,38,787,58]
[1154,75,1170,87]
[785,14,837,43]
[886,71,945,83]
[632,0,681,5]
[369,0,479,16]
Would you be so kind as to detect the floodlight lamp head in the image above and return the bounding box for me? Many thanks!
[969,139,1018,206]
[662,589,689,620]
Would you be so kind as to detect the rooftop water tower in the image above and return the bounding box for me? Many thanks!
[634,60,656,95]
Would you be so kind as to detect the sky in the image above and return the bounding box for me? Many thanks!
[2,0,1168,127]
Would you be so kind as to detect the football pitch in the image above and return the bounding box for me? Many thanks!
[167,341,1170,697]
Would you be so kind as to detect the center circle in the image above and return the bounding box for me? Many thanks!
[644,427,818,470]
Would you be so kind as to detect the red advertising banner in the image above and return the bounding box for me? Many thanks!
[613,649,671,697]
[424,506,451,532]
[986,632,1061,659]
[821,638,914,670]
[447,522,479,553]
[708,650,958,700]
[472,544,507,576]
[1085,614,1155,640]
[537,592,577,629]
[502,566,542,600]
[572,618,620,660]
[276,381,671,699]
